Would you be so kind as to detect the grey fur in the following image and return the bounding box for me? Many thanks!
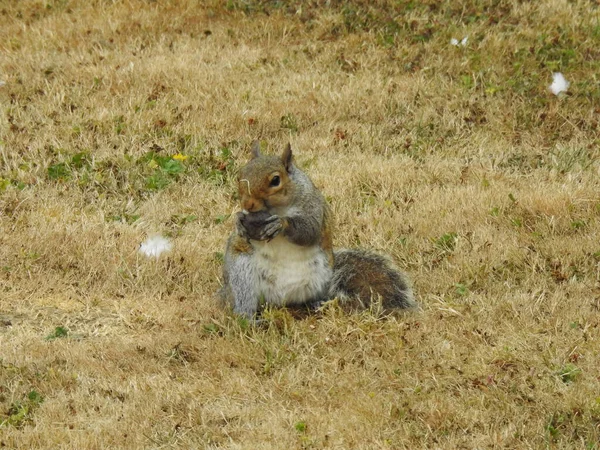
[278,165,325,247]
[221,237,259,317]
[251,140,262,158]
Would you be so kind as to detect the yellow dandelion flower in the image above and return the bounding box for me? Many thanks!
[172,153,188,161]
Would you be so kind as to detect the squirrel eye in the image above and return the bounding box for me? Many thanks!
[270,175,281,187]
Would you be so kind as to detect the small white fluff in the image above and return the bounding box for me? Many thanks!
[549,72,569,95]
[451,37,468,47]
[139,235,172,258]
[0,81,5,87]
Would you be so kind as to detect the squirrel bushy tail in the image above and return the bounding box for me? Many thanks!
[329,249,415,311]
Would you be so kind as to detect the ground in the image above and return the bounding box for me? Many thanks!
[1,0,599,448]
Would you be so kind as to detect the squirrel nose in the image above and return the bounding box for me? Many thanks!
[242,197,264,212]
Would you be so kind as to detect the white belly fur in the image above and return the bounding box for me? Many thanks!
[251,235,331,306]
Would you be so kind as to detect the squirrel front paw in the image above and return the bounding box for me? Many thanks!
[259,215,284,241]
[237,210,280,241]
[235,211,250,240]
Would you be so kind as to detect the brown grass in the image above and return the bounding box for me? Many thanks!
[1,0,600,448]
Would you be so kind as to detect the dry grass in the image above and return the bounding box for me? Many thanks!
[1,0,600,448]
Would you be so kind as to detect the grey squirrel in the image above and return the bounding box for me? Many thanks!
[219,141,415,318]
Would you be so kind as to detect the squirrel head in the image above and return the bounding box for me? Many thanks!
[237,141,294,213]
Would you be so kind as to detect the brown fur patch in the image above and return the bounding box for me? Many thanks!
[231,235,252,255]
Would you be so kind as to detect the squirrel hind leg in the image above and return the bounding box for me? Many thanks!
[330,249,416,311]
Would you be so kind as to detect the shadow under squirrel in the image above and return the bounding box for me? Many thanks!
[219,141,415,318]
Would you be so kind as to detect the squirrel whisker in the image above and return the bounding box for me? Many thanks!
[240,178,252,196]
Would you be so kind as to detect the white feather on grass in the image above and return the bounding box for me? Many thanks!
[139,235,172,258]
[450,36,468,47]
[549,72,569,95]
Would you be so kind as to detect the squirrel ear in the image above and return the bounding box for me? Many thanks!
[282,143,293,171]
[250,140,262,159]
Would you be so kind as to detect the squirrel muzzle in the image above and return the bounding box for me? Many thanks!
[241,195,266,213]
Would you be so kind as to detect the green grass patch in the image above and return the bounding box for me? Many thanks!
[45,326,69,340]
[0,390,44,428]
[557,363,581,384]
[434,232,458,253]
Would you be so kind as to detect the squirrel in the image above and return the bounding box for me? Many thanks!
[219,141,415,318]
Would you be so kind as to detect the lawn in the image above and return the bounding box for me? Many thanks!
[1,0,599,448]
